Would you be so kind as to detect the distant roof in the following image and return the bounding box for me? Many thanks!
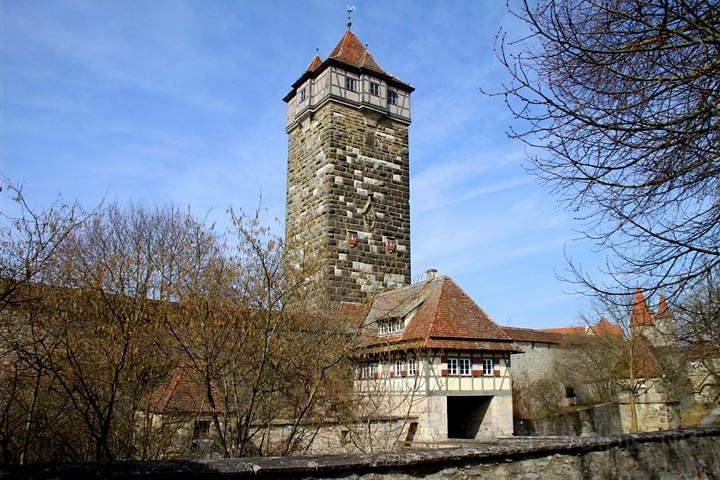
[147,367,216,414]
[543,317,623,338]
[631,289,654,327]
[501,326,565,344]
[358,276,520,352]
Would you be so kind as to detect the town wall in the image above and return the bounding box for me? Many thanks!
[8,428,719,479]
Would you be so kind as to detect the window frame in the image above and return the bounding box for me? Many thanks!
[447,358,458,375]
[299,87,307,102]
[345,77,358,92]
[387,89,398,105]
[459,358,471,376]
[483,358,494,376]
[408,358,417,376]
[370,82,380,96]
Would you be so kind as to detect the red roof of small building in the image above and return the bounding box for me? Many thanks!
[147,367,217,414]
[359,276,520,352]
[543,317,623,338]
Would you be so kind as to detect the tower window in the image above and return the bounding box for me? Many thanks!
[345,77,357,92]
[387,89,398,105]
[299,88,306,102]
[370,82,380,96]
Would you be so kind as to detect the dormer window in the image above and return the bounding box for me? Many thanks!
[345,77,357,92]
[387,89,398,105]
[299,88,307,102]
[378,317,403,336]
[370,82,380,96]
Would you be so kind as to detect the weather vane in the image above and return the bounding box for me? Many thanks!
[346,5,355,30]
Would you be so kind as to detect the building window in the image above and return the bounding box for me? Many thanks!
[448,358,458,375]
[368,362,378,377]
[394,360,402,375]
[387,89,398,105]
[345,77,357,91]
[459,358,471,376]
[483,358,494,376]
[408,358,417,376]
[370,82,380,96]
[299,88,307,102]
[193,420,211,439]
[378,318,403,335]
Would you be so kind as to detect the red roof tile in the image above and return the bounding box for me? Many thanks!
[361,276,519,352]
[501,326,565,344]
[631,289,653,327]
[306,53,323,73]
[147,367,216,414]
[543,317,623,338]
[328,31,388,76]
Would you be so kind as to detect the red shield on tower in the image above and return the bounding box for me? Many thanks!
[348,233,358,247]
[386,240,396,253]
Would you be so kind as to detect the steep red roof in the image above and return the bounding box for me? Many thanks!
[361,276,519,352]
[631,289,653,327]
[147,367,216,414]
[328,31,388,76]
[306,53,323,73]
[593,317,623,337]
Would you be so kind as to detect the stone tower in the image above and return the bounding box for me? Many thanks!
[284,29,413,303]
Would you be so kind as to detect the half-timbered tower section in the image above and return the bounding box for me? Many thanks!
[284,30,413,303]
[351,272,521,442]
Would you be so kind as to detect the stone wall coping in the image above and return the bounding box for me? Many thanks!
[4,427,719,479]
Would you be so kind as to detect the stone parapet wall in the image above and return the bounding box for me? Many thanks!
[7,428,719,479]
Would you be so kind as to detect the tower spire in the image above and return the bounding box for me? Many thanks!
[346,5,355,30]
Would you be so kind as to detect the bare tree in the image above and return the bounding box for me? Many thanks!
[0,180,87,464]
[674,273,720,403]
[163,207,355,457]
[559,298,687,432]
[493,0,720,302]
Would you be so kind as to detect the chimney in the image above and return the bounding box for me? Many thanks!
[425,269,438,281]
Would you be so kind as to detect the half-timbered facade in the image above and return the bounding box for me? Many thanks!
[348,271,521,442]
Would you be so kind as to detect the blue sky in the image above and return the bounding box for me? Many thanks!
[1,0,600,329]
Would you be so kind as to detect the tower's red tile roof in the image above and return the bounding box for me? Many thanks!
[306,53,323,73]
[631,289,653,327]
[328,31,388,76]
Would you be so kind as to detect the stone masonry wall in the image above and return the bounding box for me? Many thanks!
[8,428,720,479]
[286,101,411,303]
